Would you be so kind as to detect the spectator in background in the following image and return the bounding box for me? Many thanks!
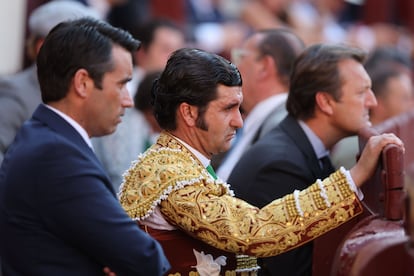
[369,67,414,125]
[134,70,163,149]
[92,18,185,191]
[215,28,305,178]
[0,0,99,165]
[106,0,151,42]
[129,19,186,92]
[0,17,169,275]
[81,0,128,19]
[185,0,249,56]
[364,46,413,75]
[238,0,414,55]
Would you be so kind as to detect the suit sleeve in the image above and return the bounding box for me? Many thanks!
[160,168,362,258]
[36,144,169,275]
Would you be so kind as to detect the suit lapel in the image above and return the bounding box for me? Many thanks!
[259,100,288,137]
[279,115,324,178]
[32,105,116,196]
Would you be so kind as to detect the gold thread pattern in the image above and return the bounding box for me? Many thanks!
[119,132,363,259]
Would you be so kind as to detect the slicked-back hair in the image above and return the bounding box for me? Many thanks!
[152,48,242,130]
[287,43,366,120]
[37,17,140,103]
[256,28,305,87]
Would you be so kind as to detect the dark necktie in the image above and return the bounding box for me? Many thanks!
[319,155,335,178]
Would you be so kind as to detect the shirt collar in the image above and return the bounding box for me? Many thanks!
[174,135,210,168]
[298,120,329,159]
[243,93,288,132]
[44,104,93,149]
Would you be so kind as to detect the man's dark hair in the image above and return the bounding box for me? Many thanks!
[256,28,305,87]
[152,48,242,130]
[369,66,407,99]
[131,19,182,51]
[364,46,412,72]
[287,43,366,120]
[134,70,162,112]
[37,17,140,103]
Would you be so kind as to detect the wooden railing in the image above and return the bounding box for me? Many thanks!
[313,109,414,275]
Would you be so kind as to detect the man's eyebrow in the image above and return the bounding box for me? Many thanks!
[223,101,240,109]
[119,77,132,84]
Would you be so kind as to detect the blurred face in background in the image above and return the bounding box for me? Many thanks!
[231,34,264,115]
[371,72,414,125]
[139,26,185,72]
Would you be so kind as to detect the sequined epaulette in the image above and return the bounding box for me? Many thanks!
[118,132,233,220]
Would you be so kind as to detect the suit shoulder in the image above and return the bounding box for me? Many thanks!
[13,124,85,159]
[251,127,297,154]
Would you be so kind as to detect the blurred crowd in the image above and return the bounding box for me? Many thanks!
[19,0,414,69]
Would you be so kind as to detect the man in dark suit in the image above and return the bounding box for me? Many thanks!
[228,44,378,275]
[0,18,169,275]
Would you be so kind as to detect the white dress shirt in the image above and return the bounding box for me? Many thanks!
[44,104,93,149]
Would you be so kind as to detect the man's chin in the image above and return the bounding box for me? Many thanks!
[218,145,232,154]
[93,127,117,138]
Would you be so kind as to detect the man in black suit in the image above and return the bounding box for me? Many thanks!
[0,18,169,275]
[228,44,378,275]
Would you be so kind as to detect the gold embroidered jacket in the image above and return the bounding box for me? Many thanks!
[119,131,363,257]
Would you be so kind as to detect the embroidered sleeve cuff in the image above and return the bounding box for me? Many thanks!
[340,167,364,200]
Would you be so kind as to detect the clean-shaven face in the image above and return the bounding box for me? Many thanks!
[88,45,134,137]
[331,58,377,136]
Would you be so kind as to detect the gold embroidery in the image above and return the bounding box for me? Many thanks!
[236,255,260,272]
[120,132,232,220]
[119,132,363,258]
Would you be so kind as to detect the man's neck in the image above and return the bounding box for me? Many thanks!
[169,132,210,168]
[302,117,344,150]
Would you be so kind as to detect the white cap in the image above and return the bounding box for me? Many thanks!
[29,0,100,37]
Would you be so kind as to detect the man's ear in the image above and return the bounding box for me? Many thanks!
[315,91,334,115]
[178,102,198,126]
[258,55,275,79]
[73,69,93,98]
